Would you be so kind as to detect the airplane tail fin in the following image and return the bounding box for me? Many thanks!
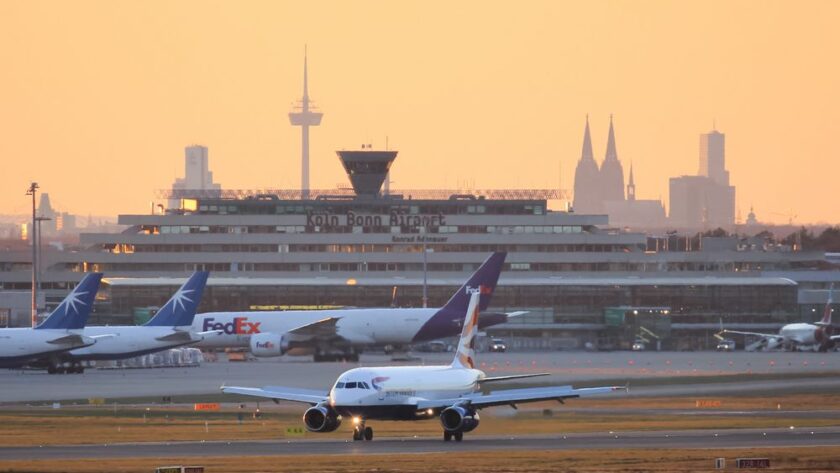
[412,252,506,342]
[820,283,834,325]
[144,272,209,327]
[451,290,481,369]
[35,273,103,330]
[441,252,506,313]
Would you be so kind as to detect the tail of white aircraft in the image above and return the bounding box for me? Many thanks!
[819,283,834,326]
[451,291,481,369]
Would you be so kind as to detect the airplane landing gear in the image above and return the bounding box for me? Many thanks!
[352,419,373,441]
[443,431,463,442]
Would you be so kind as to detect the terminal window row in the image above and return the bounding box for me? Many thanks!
[150,224,584,235]
[111,243,644,254]
[69,260,799,274]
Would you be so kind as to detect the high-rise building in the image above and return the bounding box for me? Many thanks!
[171,145,221,192]
[669,128,735,228]
[699,129,729,185]
[37,193,58,235]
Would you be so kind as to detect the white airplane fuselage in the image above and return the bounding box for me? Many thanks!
[778,323,821,347]
[0,328,92,366]
[64,325,199,361]
[328,365,483,419]
[194,308,440,349]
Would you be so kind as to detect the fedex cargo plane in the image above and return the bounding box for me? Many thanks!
[194,252,513,361]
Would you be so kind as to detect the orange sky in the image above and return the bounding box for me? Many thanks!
[0,0,838,224]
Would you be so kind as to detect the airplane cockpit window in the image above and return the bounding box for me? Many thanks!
[360,382,370,389]
[335,382,345,389]
[345,382,358,389]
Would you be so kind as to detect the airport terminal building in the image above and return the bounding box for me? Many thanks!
[0,150,836,350]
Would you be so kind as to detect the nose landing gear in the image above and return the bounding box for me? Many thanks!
[352,419,373,441]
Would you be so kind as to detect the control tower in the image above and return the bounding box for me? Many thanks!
[288,48,323,200]
[337,149,398,198]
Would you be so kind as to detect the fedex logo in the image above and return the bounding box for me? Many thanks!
[255,341,274,349]
[465,285,491,295]
[202,317,261,335]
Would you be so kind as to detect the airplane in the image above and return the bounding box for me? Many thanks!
[222,290,623,442]
[29,271,217,374]
[723,285,838,352]
[194,252,519,362]
[0,273,103,369]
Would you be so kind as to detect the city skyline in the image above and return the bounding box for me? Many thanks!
[1,1,838,224]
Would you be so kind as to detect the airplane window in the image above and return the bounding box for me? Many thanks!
[345,382,357,389]
[361,382,370,389]
[335,382,345,389]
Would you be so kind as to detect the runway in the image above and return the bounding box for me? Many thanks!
[1,427,838,460]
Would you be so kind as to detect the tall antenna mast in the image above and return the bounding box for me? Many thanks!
[288,46,323,200]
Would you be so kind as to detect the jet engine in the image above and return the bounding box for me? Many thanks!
[303,405,342,432]
[440,405,480,433]
[249,332,287,357]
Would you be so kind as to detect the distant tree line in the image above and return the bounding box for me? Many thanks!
[688,226,840,252]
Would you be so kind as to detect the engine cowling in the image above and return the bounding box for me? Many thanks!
[249,332,287,357]
[303,405,342,432]
[440,405,480,433]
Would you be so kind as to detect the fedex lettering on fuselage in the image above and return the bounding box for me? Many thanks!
[202,317,261,335]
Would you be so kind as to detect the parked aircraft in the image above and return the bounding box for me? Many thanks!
[30,271,216,374]
[195,252,515,361]
[0,273,103,369]
[222,290,622,441]
[723,285,838,352]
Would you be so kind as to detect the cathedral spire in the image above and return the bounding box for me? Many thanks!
[605,114,618,162]
[581,114,595,162]
[627,162,636,201]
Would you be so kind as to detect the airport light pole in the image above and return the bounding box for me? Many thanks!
[421,226,428,308]
[35,215,51,323]
[26,182,38,327]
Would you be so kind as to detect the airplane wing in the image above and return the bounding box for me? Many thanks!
[221,385,328,405]
[722,330,783,339]
[416,384,624,410]
[156,329,222,343]
[286,317,342,339]
[831,335,840,341]
[46,333,92,346]
[155,331,197,343]
[505,311,529,318]
[478,373,550,384]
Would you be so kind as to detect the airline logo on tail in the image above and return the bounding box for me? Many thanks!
[453,290,481,369]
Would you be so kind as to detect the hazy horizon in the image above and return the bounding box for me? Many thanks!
[1,1,838,224]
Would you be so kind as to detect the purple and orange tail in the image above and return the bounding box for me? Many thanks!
[451,290,481,369]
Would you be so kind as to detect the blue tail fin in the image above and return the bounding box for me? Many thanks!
[144,272,209,327]
[412,252,506,342]
[441,252,506,313]
[35,273,103,330]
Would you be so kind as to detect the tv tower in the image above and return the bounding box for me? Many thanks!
[288,47,323,200]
